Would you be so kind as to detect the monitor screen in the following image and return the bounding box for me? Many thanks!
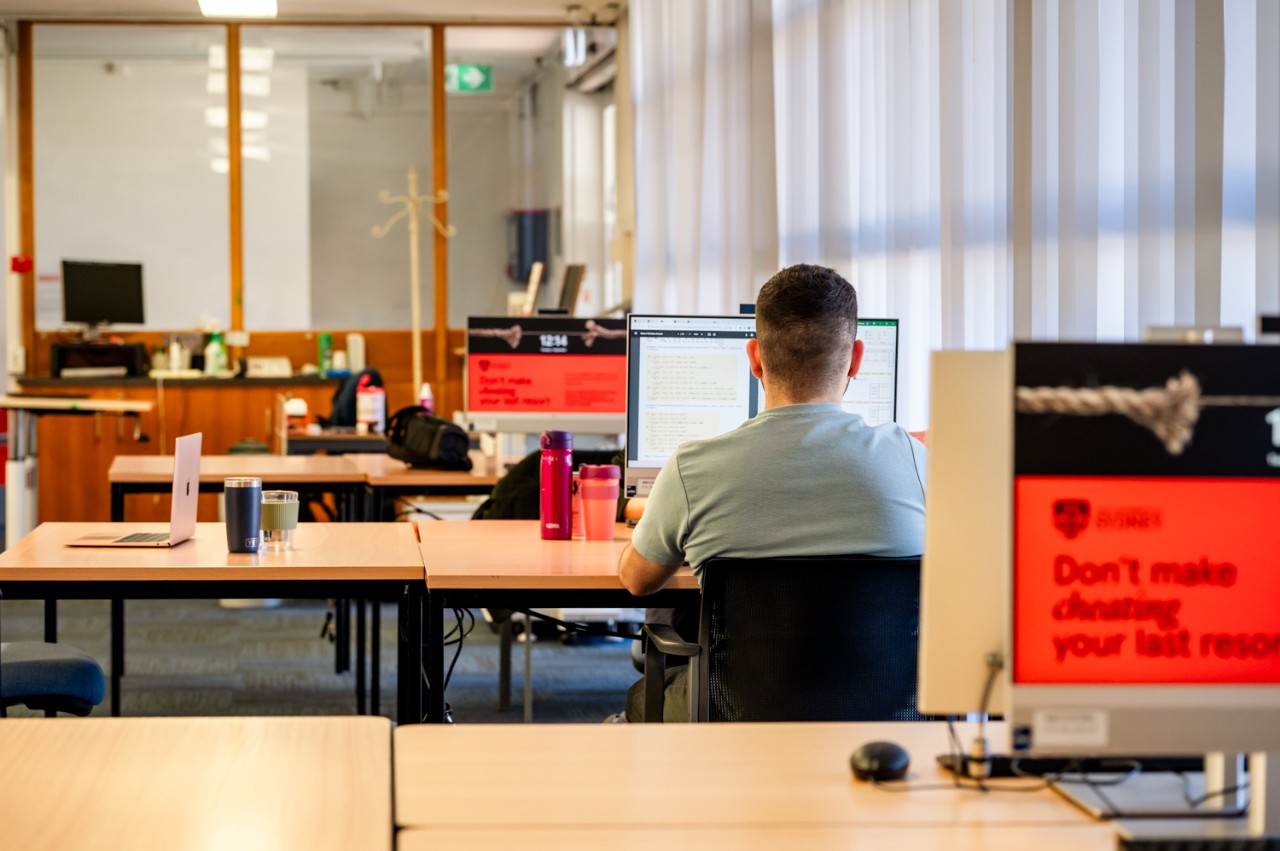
[1009,342,1280,756]
[624,314,898,497]
[62,260,145,326]
[464,315,627,434]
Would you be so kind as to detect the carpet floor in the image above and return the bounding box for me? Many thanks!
[1,598,638,723]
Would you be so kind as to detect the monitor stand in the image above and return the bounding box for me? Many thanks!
[1054,752,1280,841]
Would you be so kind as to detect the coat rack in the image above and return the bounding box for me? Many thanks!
[372,166,456,399]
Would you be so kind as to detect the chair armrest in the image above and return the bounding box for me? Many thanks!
[641,623,699,657]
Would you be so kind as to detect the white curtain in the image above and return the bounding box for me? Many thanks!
[630,0,1280,427]
[630,0,780,314]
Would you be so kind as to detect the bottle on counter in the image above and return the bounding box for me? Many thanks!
[317,332,334,377]
[539,430,573,540]
[203,332,227,375]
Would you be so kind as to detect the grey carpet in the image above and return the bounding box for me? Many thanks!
[0,599,638,723]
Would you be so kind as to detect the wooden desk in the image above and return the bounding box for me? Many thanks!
[1,716,392,850]
[394,721,1100,832]
[287,429,387,455]
[0,522,426,723]
[344,454,499,520]
[417,519,697,722]
[398,825,1115,851]
[109,454,367,522]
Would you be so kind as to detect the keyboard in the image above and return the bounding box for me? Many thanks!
[114,532,169,544]
[937,752,1204,778]
[1119,839,1280,850]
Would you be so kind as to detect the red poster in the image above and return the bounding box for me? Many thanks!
[467,353,626,414]
[1014,476,1280,685]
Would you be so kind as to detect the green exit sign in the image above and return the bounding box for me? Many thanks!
[445,64,493,94]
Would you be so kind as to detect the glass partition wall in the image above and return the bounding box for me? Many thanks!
[33,25,231,332]
[24,20,617,405]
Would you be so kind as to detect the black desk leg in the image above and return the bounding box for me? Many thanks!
[355,599,367,715]
[43,600,57,642]
[111,485,124,522]
[335,598,350,674]
[426,590,446,723]
[371,602,381,717]
[397,583,425,725]
[111,599,124,716]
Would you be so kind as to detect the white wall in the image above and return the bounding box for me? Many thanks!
[33,60,231,331]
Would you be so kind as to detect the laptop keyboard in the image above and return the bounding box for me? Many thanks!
[115,532,169,544]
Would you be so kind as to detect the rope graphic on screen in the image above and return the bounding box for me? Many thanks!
[468,325,523,349]
[467,320,625,350]
[1015,371,1280,455]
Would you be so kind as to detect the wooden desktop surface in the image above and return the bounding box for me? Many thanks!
[0,521,424,582]
[394,721,1094,830]
[397,825,1115,851]
[109,453,365,484]
[0,394,153,413]
[1,716,392,851]
[343,452,500,488]
[416,519,697,590]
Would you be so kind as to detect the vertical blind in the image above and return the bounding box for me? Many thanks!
[630,0,1280,428]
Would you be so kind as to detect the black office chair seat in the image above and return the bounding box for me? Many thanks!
[1,641,107,717]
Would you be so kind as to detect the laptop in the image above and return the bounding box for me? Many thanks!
[69,432,202,548]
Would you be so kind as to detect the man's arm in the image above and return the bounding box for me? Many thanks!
[619,542,681,596]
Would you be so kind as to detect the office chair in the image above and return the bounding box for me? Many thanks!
[642,555,924,723]
[1,641,106,717]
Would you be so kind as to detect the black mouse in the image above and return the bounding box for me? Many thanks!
[850,740,910,782]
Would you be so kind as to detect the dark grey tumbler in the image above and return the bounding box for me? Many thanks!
[224,477,262,553]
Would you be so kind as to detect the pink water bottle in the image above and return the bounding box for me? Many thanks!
[539,430,573,540]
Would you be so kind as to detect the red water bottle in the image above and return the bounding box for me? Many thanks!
[539,430,573,540]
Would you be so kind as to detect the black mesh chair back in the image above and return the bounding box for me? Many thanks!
[696,555,923,723]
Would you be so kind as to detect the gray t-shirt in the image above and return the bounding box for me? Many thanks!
[631,403,927,582]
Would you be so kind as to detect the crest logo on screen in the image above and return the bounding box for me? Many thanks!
[1052,499,1091,539]
[478,359,491,372]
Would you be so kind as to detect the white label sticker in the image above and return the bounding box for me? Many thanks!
[1031,709,1109,749]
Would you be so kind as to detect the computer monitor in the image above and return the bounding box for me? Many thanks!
[1009,342,1280,758]
[558,264,585,315]
[623,314,899,498]
[62,260,145,327]
[464,315,626,435]
[624,315,760,497]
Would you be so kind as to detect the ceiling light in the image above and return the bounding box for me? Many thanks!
[204,107,269,130]
[207,73,271,97]
[198,0,277,18]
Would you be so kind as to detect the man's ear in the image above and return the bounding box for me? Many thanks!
[848,338,865,378]
[746,337,764,378]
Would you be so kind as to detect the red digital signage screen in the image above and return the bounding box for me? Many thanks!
[465,317,627,416]
[1012,343,1280,687]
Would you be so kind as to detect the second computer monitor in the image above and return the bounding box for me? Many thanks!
[465,315,627,434]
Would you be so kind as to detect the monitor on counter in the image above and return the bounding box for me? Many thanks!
[62,260,145,327]
[464,315,627,435]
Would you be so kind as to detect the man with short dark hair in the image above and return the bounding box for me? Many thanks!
[614,263,927,721]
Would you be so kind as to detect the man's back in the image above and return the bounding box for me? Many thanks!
[631,402,927,579]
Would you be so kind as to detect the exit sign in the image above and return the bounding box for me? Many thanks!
[445,64,493,94]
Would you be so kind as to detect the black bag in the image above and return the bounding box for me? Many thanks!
[385,406,473,470]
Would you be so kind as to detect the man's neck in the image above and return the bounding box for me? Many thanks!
[761,385,847,410]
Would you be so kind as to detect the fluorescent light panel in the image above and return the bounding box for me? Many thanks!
[207,45,276,72]
[198,0,277,18]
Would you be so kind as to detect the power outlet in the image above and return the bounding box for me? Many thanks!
[7,345,25,374]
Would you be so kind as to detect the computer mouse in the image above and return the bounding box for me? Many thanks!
[850,740,910,782]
